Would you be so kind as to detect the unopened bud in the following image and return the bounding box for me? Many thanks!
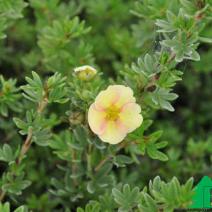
[69,111,84,125]
[74,65,97,81]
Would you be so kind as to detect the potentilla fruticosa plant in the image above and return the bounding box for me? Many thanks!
[0,0,211,211]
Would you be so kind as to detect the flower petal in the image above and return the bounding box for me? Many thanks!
[109,85,136,108]
[95,87,119,110]
[119,102,143,133]
[88,103,107,134]
[99,121,127,144]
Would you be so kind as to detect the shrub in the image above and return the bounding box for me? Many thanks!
[0,0,211,211]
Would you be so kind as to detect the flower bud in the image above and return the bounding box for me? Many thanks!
[69,111,84,125]
[74,65,97,81]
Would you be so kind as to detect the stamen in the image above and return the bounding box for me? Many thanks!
[105,106,120,121]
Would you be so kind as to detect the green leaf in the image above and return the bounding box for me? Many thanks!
[145,131,168,161]
[0,144,15,162]
[139,193,158,212]
[148,131,163,143]
[184,177,194,192]
[73,125,88,147]
[131,0,172,19]
[179,0,197,14]
[95,163,113,179]
[112,184,140,211]
[189,49,200,61]
[0,18,7,39]
[87,181,96,194]
[198,36,212,44]
[150,88,178,112]
[14,206,28,212]
[0,202,28,212]
[0,202,10,212]
[33,128,51,146]
[21,71,43,103]
[38,16,92,72]
[113,155,133,167]
[156,19,176,33]
[14,110,52,146]
[155,141,168,149]
[49,131,75,161]
[132,54,159,78]
[47,72,69,103]
[99,193,117,212]
[149,176,194,210]
[156,9,194,33]
[0,0,27,40]
[158,70,183,88]
[0,0,27,19]
[13,118,28,131]
[134,129,169,161]
[0,75,21,116]
[147,145,168,161]
[161,32,200,63]
[2,179,31,195]
[77,201,100,212]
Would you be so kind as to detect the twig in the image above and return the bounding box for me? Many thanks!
[37,97,48,114]
[94,140,139,172]
[71,149,78,186]
[87,144,92,174]
[167,52,176,64]
[16,128,33,165]
[0,93,48,202]
[0,191,6,202]
[95,155,112,172]
[0,128,33,202]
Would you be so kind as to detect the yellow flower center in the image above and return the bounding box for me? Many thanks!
[105,106,120,121]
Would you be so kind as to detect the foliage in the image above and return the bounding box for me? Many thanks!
[0,0,211,210]
[0,76,21,116]
[77,176,194,212]
[0,202,27,212]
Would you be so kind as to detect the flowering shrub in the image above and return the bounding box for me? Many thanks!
[0,0,212,211]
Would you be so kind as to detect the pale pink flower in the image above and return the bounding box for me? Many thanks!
[88,85,143,144]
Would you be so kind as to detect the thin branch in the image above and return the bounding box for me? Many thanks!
[0,93,48,202]
[16,127,33,165]
[167,52,176,64]
[0,191,6,202]
[37,97,48,114]
[94,155,112,172]
[94,140,139,172]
